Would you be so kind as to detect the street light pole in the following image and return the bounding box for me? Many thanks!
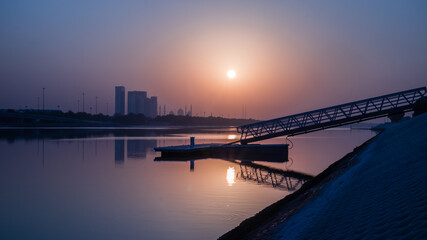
[82,92,85,113]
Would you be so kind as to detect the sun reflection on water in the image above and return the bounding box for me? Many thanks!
[227,134,237,140]
[226,167,235,186]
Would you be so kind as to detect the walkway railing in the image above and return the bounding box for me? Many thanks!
[237,87,426,144]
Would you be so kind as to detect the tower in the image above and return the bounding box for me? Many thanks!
[128,91,147,115]
[149,96,157,118]
[115,86,125,115]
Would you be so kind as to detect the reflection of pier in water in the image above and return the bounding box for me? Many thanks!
[231,161,312,191]
[154,157,313,191]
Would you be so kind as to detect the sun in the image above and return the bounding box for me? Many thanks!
[227,69,236,79]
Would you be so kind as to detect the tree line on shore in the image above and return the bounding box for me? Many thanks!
[0,109,258,126]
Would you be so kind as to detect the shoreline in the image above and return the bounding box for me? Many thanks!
[219,132,380,240]
[220,112,427,239]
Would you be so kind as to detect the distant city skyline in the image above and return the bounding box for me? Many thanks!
[1,1,427,120]
[125,89,157,117]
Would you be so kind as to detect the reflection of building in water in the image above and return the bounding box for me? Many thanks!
[127,140,157,159]
[114,140,125,165]
[115,139,157,166]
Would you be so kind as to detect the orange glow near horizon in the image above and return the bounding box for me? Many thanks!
[3,1,425,120]
[128,23,313,121]
[226,167,235,186]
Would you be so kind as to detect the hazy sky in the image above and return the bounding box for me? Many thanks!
[1,0,427,119]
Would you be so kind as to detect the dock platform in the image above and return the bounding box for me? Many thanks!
[154,143,288,162]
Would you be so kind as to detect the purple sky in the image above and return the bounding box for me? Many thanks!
[1,0,427,119]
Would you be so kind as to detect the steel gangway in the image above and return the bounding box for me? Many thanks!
[237,87,426,144]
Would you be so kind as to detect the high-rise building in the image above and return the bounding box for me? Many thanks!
[127,90,157,118]
[128,91,147,115]
[115,86,125,115]
[149,96,157,118]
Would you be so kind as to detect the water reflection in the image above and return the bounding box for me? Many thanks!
[114,139,158,166]
[227,134,237,140]
[234,161,312,191]
[114,140,125,165]
[0,127,233,141]
[190,160,195,171]
[127,140,157,159]
[155,157,313,191]
[0,127,374,240]
[226,167,236,186]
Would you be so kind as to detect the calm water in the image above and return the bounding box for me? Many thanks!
[0,127,375,240]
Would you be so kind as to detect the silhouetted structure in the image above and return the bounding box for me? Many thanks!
[0,109,257,127]
[149,96,157,118]
[127,91,157,118]
[183,104,193,116]
[115,86,125,115]
[188,105,192,117]
[237,87,427,144]
[128,91,147,115]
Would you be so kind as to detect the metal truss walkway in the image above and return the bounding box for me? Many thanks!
[237,87,426,144]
